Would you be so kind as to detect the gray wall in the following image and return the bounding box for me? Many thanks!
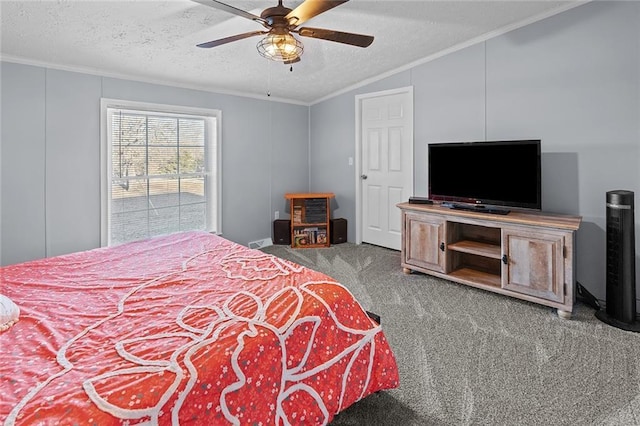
[309,1,640,306]
[1,63,309,266]
[2,1,639,309]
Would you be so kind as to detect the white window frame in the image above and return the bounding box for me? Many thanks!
[100,98,222,246]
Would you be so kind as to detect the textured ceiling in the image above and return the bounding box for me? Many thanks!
[0,0,583,105]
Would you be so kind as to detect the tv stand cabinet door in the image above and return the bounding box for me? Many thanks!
[502,228,565,303]
[403,212,446,273]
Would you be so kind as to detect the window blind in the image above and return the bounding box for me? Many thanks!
[108,108,212,245]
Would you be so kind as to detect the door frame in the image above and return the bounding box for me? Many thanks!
[355,86,414,245]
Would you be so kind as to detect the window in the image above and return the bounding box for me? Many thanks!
[101,99,221,246]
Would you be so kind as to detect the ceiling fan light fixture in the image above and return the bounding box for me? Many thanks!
[257,33,304,62]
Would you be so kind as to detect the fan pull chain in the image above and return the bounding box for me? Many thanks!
[267,59,272,97]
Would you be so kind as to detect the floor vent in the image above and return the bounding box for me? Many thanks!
[248,238,273,250]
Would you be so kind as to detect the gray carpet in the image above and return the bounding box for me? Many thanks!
[261,243,640,426]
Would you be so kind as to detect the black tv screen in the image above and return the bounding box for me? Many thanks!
[428,140,542,210]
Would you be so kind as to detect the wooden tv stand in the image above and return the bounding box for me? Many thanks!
[398,202,582,318]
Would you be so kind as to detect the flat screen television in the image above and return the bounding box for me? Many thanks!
[428,140,542,211]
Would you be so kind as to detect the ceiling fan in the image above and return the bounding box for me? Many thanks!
[195,0,374,64]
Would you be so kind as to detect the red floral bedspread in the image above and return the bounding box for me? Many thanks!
[0,231,399,425]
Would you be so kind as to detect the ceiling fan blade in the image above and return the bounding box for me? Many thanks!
[197,30,267,48]
[297,27,374,48]
[285,0,349,27]
[193,0,269,27]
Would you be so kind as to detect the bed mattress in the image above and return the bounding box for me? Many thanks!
[0,231,399,425]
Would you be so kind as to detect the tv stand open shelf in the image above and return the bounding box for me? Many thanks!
[398,202,582,318]
[447,240,502,259]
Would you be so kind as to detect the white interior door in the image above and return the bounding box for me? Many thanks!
[356,87,413,250]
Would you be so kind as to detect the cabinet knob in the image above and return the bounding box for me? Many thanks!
[360,174,368,180]
[502,254,508,264]
[440,242,445,252]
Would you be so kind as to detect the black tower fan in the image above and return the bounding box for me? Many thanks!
[595,190,639,332]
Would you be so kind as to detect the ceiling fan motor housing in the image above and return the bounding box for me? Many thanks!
[261,5,293,25]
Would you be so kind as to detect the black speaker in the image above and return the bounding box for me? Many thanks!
[273,219,291,245]
[330,218,347,244]
[596,190,639,332]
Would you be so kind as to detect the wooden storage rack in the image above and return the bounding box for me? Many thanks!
[285,193,334,248]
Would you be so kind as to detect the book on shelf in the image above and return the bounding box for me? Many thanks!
[293,227,326,246]
[293,233,308,247]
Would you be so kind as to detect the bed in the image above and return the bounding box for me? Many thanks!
[0,231,399,425]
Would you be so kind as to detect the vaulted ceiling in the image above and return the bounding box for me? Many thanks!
[0,1,583,104]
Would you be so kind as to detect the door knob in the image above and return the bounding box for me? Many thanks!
[361,174,368,180]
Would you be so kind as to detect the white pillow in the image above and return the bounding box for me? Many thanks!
[0,294,20,332]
